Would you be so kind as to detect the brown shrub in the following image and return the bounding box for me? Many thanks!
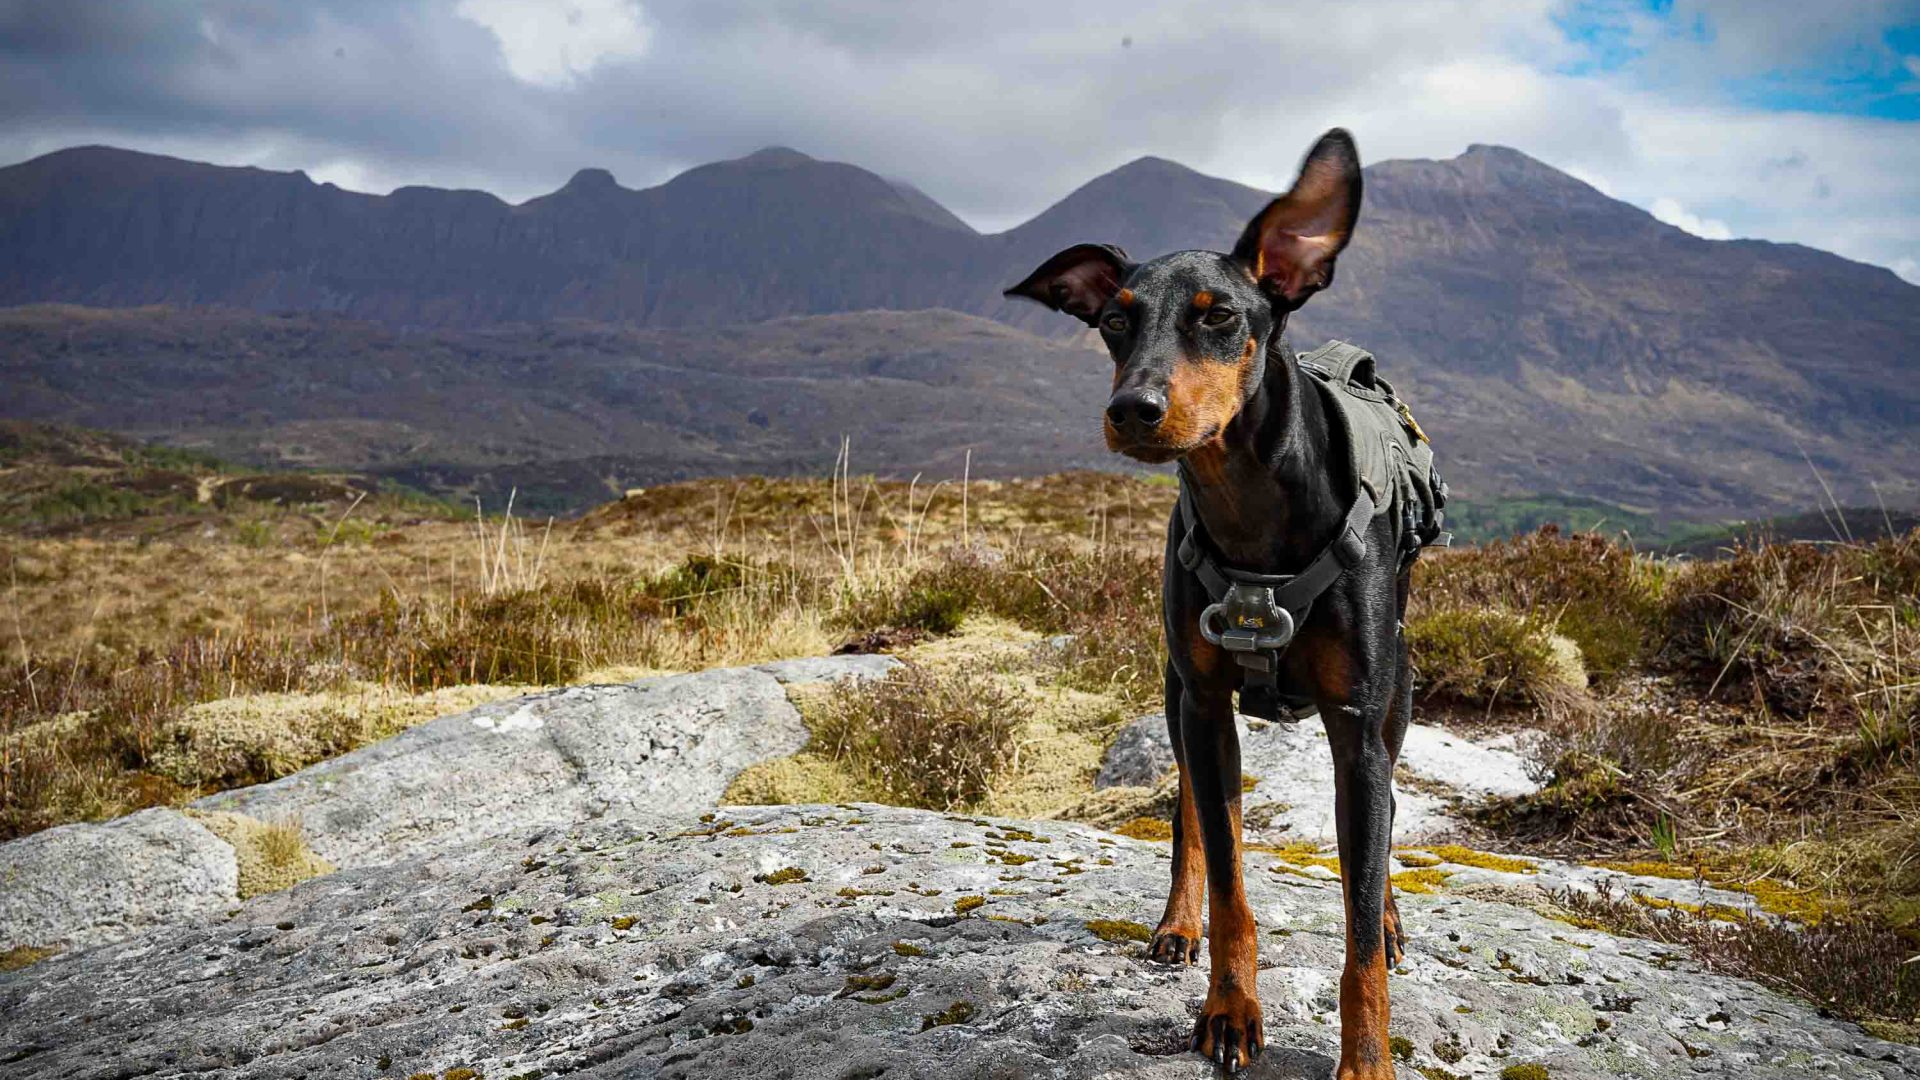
[1407,605,1586,711]
[1414,526,1665,679]
[811,663,1021,810]
[1662,532,1919,731]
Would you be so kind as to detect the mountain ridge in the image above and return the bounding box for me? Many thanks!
[0,139,1914,517]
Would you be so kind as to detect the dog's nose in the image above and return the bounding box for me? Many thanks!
[1107,388,1167,431]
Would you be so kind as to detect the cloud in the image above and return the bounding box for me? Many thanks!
[454,0,651,89]
[0,0,1914,281]
[1649,197,1733,239]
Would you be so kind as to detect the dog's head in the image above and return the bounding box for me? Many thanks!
[1004,129,1362,464]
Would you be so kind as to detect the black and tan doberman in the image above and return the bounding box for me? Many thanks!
[1007,129,1411,1078]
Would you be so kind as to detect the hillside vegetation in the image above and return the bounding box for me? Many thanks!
[2,433,1915,1036]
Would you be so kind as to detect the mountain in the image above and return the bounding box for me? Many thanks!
[0,145,978,327]
[0,141,1915,517]
[0,304,1112,512]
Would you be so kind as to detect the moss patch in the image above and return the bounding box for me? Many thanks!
[1424,845,1538,875]
[919,1000,975,1030]
[1500,1065,1551,1080]
[184,810,334,898]
[1086,918,1152,944]
[0,944,59,972]
[954,895,985,915]
[1111,817,1173,841]
[154,683,526,790]
[1392,868,1454,895]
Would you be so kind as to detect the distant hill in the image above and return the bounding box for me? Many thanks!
[0,305,1113,512]
[0,141,1915,516]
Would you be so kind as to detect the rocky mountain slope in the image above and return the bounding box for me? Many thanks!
[3,657,1916,1080]
[0,305,1116,510]
[1,141,1915,516]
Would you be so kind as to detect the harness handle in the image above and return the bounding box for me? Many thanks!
[1198,599,1296,652]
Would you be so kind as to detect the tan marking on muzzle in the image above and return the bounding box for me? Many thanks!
[1159,336,1258,449]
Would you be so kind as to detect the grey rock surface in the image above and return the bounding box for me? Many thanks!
[1,656,896,957]
[0,808,237,952]
[1099,712,1538,842]
[3,804,1913,1080]
[195,658,896,868]
[1097,711,1179,788]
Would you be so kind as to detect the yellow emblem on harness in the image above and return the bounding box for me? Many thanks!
[1396,402,1430,444]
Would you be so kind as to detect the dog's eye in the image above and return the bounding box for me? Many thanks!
[1200,308,1236,327]
[1102,313,1128,333]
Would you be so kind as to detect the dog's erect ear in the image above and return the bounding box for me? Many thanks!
[1003,243,1134,326]
[1231,129,1363,310]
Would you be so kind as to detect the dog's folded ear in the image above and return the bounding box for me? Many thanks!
[1232,128,1363,310]
[1003,243,1134,326]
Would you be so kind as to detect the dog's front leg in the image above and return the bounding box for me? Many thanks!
[1180,682,1263,1072]
[1152,660,1205,965]
[1322,641,1399,1080]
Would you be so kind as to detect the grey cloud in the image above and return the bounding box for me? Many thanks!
[0,0,1914,280]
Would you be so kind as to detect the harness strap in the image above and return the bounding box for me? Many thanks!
[1174,467,1373,722]
[1175,472,1373,615]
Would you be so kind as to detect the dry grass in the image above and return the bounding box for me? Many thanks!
[726,617,1127,817]
[811,662,1021,810]
[185,811,335,899]
[1,466,1170,839]
[7,437,1920,1036]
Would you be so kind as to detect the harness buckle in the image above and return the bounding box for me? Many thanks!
[1197,583,1297,653]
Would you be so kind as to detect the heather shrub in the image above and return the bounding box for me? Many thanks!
[810,663,1021,810]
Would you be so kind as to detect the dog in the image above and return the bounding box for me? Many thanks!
[1006,129,1415,1079]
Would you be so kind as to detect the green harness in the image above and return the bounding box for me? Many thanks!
[1174,340,1448,723]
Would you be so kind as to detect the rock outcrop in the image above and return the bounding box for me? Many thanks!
[4,652,1916,1078]
[1096,712,1537,843]
[0,656,894,955]
[4,803,1915,1079]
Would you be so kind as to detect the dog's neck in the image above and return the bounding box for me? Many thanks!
[1177,335,1353,572]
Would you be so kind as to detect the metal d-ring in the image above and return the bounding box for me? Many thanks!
[1199,602,1295,652]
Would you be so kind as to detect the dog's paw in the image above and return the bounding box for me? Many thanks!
[1383,892,1406,969]
[1191,984,1264,1074]
[1149,924,1201,965]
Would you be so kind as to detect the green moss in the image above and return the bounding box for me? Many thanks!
[1085,918,1152,944]
[1500,1065,1551,1080]
[1112,817,1172,841]
[1392,869,1453,895]
[760,867,808,886]
[841,973,897,996]
[892,941,926,957]
[1425,845,1538,875]
[1389,1035,1415,1061]
[954,895,986,915]
[610,916,637,931]
[919,1000,976,1031]
[0,944,58,972]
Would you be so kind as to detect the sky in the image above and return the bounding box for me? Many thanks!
[2,1,1917,282]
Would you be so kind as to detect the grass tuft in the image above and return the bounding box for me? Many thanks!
[810,663,1021,811]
